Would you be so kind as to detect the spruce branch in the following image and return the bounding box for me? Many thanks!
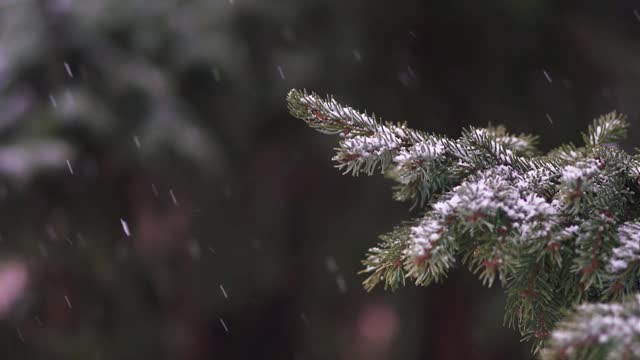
[287,89,640,356]
[582,111,629,147]
[487,124,540,156]
[542,295,640,360]
[287,89,455,206]
[360,224,412,291]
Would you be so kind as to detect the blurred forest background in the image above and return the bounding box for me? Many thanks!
[0,0,639,359]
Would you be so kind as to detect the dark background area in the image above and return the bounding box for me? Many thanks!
[0,0,639,359]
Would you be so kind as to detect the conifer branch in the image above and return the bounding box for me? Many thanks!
[582,111,629,147]
[360,224,412,291]
[287,89,640,356]
[542,295,640,360]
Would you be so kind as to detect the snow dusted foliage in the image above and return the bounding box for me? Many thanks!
[608,223,640,273]
[287,89,640,355]
[583,111,628,147]
[559,158,603,190]
[542,295,640,360]
[406,166,558,288]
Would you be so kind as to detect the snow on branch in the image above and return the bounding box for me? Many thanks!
[288,89,640,354]
[287,89,446,178]
[583,111,629,147]
[608,222,640,274]
[542,295,640,360]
